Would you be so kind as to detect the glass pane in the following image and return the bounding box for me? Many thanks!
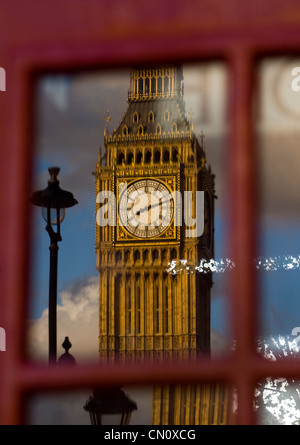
[257,57,300,339]
[257,57,300,424]
[26,383,233,425]
[28,63,230,370]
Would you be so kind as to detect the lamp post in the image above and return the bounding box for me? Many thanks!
[84,388,137,425]
[30,167,78,364]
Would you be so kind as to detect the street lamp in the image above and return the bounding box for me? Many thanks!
[84,388,137,425]
[30,167,78,364]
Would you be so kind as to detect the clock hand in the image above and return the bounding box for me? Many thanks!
[147,198,172,210]
[136,200,164,216]
[135,203,151,216]
[135,199,172,219]
[140,198,172,213]
[127,208,149,222]
[128,198,172,218]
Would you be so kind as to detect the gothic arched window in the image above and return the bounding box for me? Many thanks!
[151,77,156,94]
[162,249,168,262]
[164,282,169,333]
[157,76,162,93]
[136,150,142,164]
[135,275,141,334]
[145,77,150,93]
[145,149,151,164]
[163,148,170,163]
[172,147,178,162]
[148,111,154,122]
[134,250,140,262]
[126,278,132,335]
[171,248,177,260]
[138,78,143,96]
[125,250,130,262]
[154,279,160,334]
[117,151,125,164]
[115,251,122,263]
[127,151,134,164]
[164,76,169,94]
[143,249,149,262]
[154,148,160,163]
[152,249,159,261]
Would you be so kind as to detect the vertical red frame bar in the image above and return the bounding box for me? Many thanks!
[0,45,36,422]
[229,49,258,425]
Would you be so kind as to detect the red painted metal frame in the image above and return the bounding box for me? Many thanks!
[1,0,300,425]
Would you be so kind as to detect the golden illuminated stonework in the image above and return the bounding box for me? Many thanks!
[95,66,231,424]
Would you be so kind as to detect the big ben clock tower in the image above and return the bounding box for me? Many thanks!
[94,66,229,424]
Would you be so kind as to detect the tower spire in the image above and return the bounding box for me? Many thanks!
[128,66,183,102]
[104,110,111,136]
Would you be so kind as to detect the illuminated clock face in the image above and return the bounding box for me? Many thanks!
[119,179,174,238]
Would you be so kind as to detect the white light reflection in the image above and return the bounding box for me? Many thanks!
[167,255,300,274]
[166,258,235,275]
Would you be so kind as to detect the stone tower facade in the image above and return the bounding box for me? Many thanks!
[95,66,230,424]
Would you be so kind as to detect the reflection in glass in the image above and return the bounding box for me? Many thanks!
[84,388,137,425]
[29,63,231,424]
[255,335,300,425]
[27,387,151,425]
[256,376,300,425]
[27,384,233,425]
[257,57,300,424]
[258,58,300,340]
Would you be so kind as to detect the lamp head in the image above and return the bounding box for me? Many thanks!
[30,167,78,225]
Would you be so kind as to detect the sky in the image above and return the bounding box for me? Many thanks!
[26,58,300,424]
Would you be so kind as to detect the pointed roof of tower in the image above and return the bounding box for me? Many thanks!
[105,66,194,143]
[113,98,191,138]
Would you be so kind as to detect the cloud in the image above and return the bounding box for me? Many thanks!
[28,276,99,364]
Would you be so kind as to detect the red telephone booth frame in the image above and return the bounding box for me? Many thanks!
[1,0,300,425]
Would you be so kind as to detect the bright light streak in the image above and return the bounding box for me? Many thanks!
[167,255,300,274]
